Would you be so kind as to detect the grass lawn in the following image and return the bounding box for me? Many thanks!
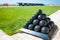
[0,6,60,35]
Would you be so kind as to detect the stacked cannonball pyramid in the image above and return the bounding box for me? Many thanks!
[20,9,57,40]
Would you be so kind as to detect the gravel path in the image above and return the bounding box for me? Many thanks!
[0,10,60,40]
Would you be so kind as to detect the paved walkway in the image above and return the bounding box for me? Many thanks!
[0,10,60,40]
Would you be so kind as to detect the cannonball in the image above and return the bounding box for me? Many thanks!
[36,9,42,15]
[45,17,50,24]
[32,14,38,19]
[39,20,47,26]
[28,24,34,30]
[33,19,39,25]
[34,25,41,32]
[23,22,29,29]
[41,27,49,34]
[49,21,54,27]
[27,18,33,24]
[38,14,46,20]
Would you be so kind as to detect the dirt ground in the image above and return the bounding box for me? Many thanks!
[0,10,60,40]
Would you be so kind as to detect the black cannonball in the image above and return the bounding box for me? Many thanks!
[46,24,52,30]
[39,20,47,26]
[45,17,50,24]
[33,19,39,25]
[49,21,54,27]
[36,9,42,15]
[28,24,34,30]
[32,14,38,19]
[41,27,49,34]
[27,18,33,24]
[38,14,46,20]
[23,22,29,29]
[34,25,41,32]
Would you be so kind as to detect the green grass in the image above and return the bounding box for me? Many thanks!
[0,6,60,35]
